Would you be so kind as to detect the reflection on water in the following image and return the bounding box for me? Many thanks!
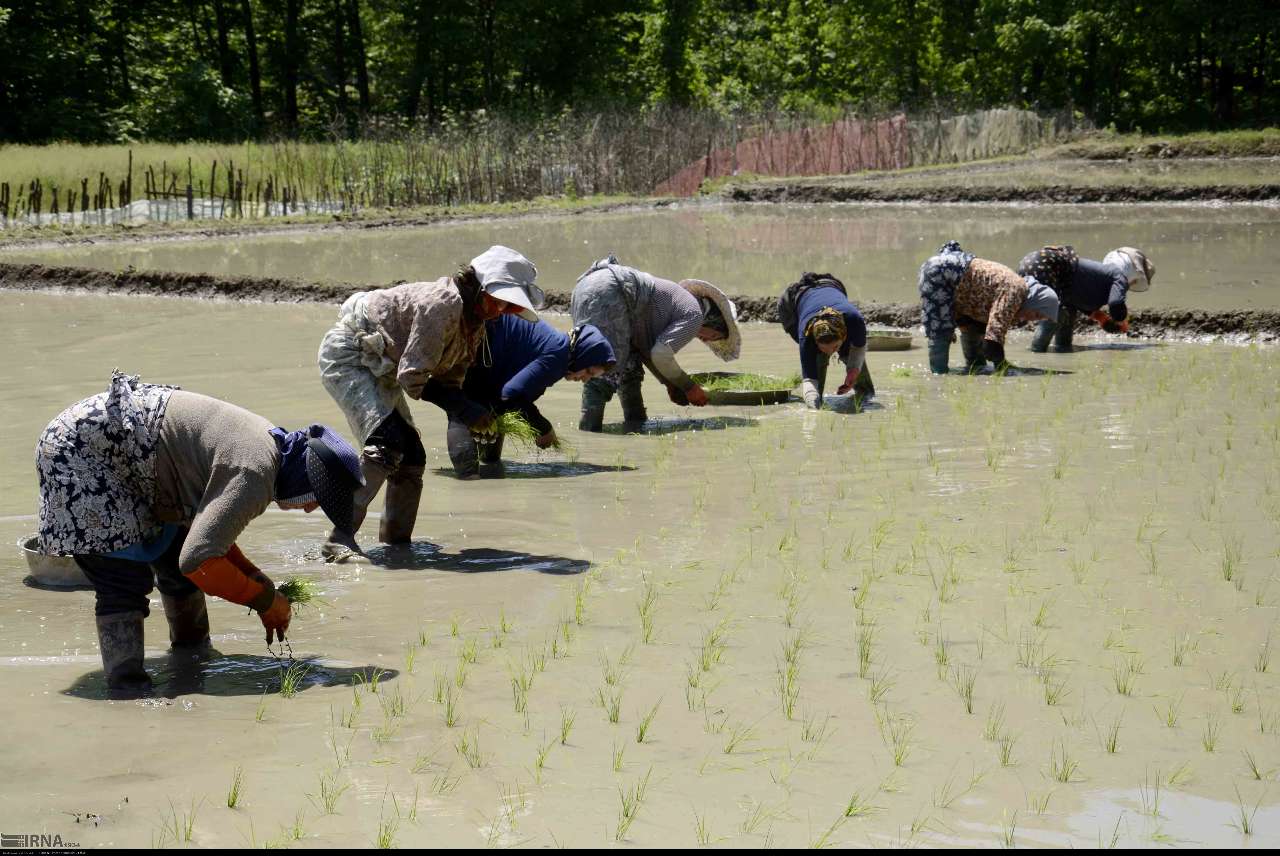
[600,414,758,434]
[6,202,1278,310]
[432,461,639,479]
[360,541,590,575]
[64,654,395,700]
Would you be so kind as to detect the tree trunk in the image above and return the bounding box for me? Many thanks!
[285,0,301,133]
[113,0,132,98]
[405,0,435,120]
[345,0,371,114]
[212,0,234,86]
[241,0,265,128]
[332,0,349,130]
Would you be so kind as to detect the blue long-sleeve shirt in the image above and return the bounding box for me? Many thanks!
[790,285,868,382]
[1065,259,1130,321]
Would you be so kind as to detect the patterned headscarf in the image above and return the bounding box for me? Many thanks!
[805,307,847,344]
[271,425,364,534]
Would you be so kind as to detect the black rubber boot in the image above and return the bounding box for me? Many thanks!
[380,464,424,544]
[323,451,393,562]
[96,611,153,699]
[619,385,647,433]
[161,591,211,653]
[960,329,987,373]
[578,406,605,432]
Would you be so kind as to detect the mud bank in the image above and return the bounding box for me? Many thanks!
[5,261,1278,342]
[724,181,1280,204]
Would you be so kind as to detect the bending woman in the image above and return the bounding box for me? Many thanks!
[919,241,1060,374]
[1018,245,1155,353]
[35,372,363,697]
[778,272,875,409]
[448,318,616,478]
[571,254,741,431]
[318,246,543,556]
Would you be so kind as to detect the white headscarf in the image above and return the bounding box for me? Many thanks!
[1104,248,1154,293]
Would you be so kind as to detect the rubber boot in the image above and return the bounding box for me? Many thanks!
[322,452,393,562]
[379,464,424,544]
[161,591,211,653]
[477,435,506,479]
[959,329,987,373]
[927,338,950,374]
[619,385,647,433]
[578,406,604,432]
[96,611,152,699]
[1029,319,1056,353]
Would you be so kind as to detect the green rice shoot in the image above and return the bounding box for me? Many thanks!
[494,411,541,443]
[695,372,801,392]
[279,577,323,610]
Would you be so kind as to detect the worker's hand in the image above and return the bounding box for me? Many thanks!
[836,368,860,396]
[1101,319,1124,334]
[468,409,496,435]
[685,385,709,407]
[259,592,292,644]
[801,379,822,410]
[983,340,1007,368]
[666,384,689,406]
[535,429,557,449]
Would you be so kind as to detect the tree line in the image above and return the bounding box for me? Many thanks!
[0,0,1275,143]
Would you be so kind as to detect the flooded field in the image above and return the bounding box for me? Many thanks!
[4,202,1279,311]
[2,291,1279,847]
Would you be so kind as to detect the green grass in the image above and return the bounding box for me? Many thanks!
[692,372,801,392]
[278,577,322,609]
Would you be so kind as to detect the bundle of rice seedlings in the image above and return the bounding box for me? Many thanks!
[278,577,323,610]
[494,411,541,444]
[697,372,801,392]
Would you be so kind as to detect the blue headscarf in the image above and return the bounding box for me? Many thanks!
[271,426,316,502]
[567,324,616,372]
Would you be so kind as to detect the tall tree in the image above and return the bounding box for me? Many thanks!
[241,0,265,127]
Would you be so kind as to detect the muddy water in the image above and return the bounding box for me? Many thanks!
[5,202,1280,310]
[3,292,1280,848]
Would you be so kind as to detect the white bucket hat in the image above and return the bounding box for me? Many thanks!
[470,245,545,321]
[1104,247,1155,293]
[680,279,741,362]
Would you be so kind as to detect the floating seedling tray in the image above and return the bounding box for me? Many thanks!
[691,372,796,406]
[867,329,913,351]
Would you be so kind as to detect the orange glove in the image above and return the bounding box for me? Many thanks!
[685,385,709,407]
[1089,310,1129,334]
[837,368,860,395]
[259,593,292,644]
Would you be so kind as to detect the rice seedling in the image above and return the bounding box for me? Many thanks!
[456,726,488,769]
[375,798,399,849]
[811,813,848,848]
[1139,769,1163,817]
[1213,669,1237,691]
[279,660,311,698]
[999,809,1018,848]
[933,632,951,676]
[1049,742,1081,783]
[998,733,1019,767]
[1202,715,1222,752]
[560,707,576,745]
[1172,632,1195,666]
[454,659,469,689]
[984,703,1006,742]
[614,768,652,842]
[878,712,915,767]
[776,658,801,720]
[693,809,715,845]
[637,583,658,643]
[159,797,200,845]
[1111,658,1139,697]
[723,721,757,754]
[1042,670,1070,706]
[1025,788,1054,815]
[868,667,895,703]
[574,581,590,626]
[443,685,460,728]
[429,767,462,796]
[225,765,244,809]
[278,577,323,609]
[1032,596,1054,629]
[612,740,627,772]
[951,665,977,714]
[308,770,350,815]
[1166,761,1193,787]
[597,686,623,724]
[857,624,877,679]
[255,691,268,723]
[1257,633,1273,673]
[403,642,417,674]
[635,699,662,744]
[801,711,834,745]
[1242,749,1274,781]
[1231,784,1263,835]
[1230,684,1248,715]
[1097,713,1123,754]
[1221,532,1245,583]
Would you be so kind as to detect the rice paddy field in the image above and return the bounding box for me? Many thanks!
[1,289,1279,847]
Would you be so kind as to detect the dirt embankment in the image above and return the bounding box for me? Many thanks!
[2,261,1278,342]
[723,181,1280,204]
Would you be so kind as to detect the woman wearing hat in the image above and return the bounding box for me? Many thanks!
[318,245,543,557]
[919,241,1061,374]
[34,372,364,698]
[1018,246,1155,353]
[778,271,875,409]
[570,254,741,432]
[448,317,616,478]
